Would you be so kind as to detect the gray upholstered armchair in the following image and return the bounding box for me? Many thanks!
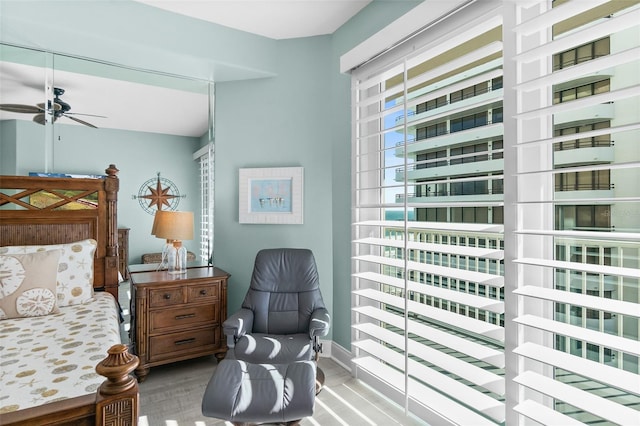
[223,248,330,365]
[202,249,330,424]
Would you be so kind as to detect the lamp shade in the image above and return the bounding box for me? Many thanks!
[152,210,194,241]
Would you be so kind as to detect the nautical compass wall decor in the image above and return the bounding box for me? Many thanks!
[133,172,186,214]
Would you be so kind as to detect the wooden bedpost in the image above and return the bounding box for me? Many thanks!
[104,164,120,297]
[95,344,139,426]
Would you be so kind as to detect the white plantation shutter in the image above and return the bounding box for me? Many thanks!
[352,2,507,424]
[350,0,639,424]
[194,142,214,263]
[507,1,640,425]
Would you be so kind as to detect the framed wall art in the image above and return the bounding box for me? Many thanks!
[239,167,303,224]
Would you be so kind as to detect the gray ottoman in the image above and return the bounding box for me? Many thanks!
[202,359,317,425]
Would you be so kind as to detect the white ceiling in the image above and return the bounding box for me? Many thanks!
[0,1,371,136]
[134,0,372,40]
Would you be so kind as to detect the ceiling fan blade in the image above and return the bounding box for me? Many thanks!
[33,114,58,125]
[33,113,47,125]
[65,112,107,118]
[66,115,98,128]
[0,104,42,113]
[37,102,62,111]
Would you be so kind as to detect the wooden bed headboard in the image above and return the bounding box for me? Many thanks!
[0,164,121,299]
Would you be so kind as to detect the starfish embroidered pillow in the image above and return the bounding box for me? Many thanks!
[0,250,61,319]
[0,239,97,307]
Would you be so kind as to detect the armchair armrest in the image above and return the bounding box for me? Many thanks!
[309,307,330,338]
[223,309,254,341]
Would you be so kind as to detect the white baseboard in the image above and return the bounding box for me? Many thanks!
[318,338,332,358]
[327,341,353,373]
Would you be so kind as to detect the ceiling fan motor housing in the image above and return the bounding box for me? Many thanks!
[53,87,71,116]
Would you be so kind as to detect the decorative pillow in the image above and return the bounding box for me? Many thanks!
[0,250,61,319]
[0,239,97,307]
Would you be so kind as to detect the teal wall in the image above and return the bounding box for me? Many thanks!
[0,119,201,264]
[214,35,334,329]
[0,120,48,175]
[0,120,18,174]
[0,0,278,81]
[0,0,422,350]
[215,1,420,347]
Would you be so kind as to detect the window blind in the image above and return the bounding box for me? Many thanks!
[352,2,506,424]
[351,0,639,424]
[194,142,214,263]
[508,1,640,424]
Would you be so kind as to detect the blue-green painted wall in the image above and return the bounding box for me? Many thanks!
[0,119,201,264]
[214,35,334,329]
[0,0,422,350]
[214,1,421,349]
[0,0,278,81]
[0,120,18,174]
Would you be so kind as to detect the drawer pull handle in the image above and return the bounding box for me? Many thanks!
[163,294,171,300]
[200,289,207,296]
[175,313,196,320]
[175,338,196,346]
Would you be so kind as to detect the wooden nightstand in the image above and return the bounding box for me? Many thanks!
[129,265,230,382]
[117,227,130,280]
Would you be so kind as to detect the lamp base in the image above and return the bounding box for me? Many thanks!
[167,240,187,274]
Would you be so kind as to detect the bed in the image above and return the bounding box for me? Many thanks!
[0,165,139,426]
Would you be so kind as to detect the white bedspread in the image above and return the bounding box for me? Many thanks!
[0,292,121,413]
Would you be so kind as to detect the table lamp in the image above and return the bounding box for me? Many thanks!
[151,210,194,274]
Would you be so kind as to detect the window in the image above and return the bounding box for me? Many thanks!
[492,76,503,90]
[553,37,610,70]
[450,111,488,132]
[555,205,611,231]
[451,206,490,223]
[554,121,611,151]
[555,170,611,191]
[194,142,215,263]
[492,107,503,123]
[352,3,506,424]
[416,149,447,169]
[555,79,610,103]
[450,81,489,103]
[419,207,447,222]
[416,95,447,113]
[511,1,639,424]
[450,175,489,196]
[349,1,638,424]
[416,121,447,140]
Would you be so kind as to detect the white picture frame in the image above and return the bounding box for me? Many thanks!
[238,167,304,224]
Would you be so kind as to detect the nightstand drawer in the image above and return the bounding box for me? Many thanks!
[149,287,183,307]
[188,282,220,302]
[150,304,218,331]
[149,328,217,361]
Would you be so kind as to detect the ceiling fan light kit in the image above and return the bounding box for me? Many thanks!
[0,86,103,128]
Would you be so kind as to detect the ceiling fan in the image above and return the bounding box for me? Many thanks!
[0,87,104,128]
